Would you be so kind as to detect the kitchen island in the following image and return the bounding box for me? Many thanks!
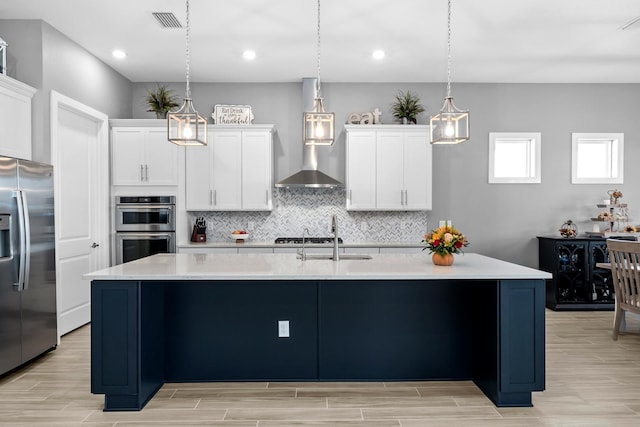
[86,252,550,411]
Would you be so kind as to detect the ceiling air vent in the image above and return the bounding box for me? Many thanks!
[152,12,183,29]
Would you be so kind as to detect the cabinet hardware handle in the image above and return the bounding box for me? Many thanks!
[404,190,408,206]
[266,189,269,204]
[349,189,352,202]
[91,242,100,248]
[145,164,149,181]
[400,190,404,205]
[140,164,144,181]
[209,190,213,205]
[213,190,217,206]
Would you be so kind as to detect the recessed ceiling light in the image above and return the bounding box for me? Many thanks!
[112,49,127,59]
[243,50,256,60]
[372,50,385,60]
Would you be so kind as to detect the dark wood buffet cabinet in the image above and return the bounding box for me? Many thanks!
[537,236,623,311]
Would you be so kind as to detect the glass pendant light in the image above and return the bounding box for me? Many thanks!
[168,0,207,146]
[430,0,470,145]
[304,0,335,146]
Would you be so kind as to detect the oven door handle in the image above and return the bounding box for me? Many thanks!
[115,205,176,211]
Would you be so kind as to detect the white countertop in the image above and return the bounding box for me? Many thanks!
[84,253,551,281]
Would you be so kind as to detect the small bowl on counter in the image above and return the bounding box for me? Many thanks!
[231,233,249,243]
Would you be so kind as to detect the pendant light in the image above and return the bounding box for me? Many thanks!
[167,0,207,146]
[304,0,335,146]
[430,0,470,144]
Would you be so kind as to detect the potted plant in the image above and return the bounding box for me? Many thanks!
[145,84,179,119]
[391,90,426,124]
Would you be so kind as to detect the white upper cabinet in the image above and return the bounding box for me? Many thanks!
[345,130,376,209]
[185,125,274,211]
[111,120,178,186]
[0,75,36,160]
[345,125,432,211]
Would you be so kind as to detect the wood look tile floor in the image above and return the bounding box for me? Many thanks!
[1,310,640,426]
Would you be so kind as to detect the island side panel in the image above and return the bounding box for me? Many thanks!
[163,281,318,381]
[498,280,546,396]
[91,280,165,411]
[318,280,473,380]
[472,279,546,407]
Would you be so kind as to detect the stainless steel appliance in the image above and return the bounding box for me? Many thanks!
[0,156,57,376]
[114,196,175,265]
[274,237,342,244]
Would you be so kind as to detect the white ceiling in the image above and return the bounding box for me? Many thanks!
[1,0,639,83]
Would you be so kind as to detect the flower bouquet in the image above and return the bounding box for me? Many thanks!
[422,224,469,266]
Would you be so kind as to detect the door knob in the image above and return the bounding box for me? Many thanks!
[91,242,100,248]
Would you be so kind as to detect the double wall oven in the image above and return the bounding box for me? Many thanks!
[114,196,176,265]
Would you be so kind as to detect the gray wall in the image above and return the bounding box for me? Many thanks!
[132,81,640,267]
[0,19,132,163]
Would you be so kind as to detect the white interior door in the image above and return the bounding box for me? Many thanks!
[51,91,109,337]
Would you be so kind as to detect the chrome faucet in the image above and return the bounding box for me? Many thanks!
[331,215,340,261]
[297,227,309,261]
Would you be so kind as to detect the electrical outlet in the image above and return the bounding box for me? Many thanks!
[278,320,290,338]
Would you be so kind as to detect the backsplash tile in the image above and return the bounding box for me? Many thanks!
[190,188,429,243]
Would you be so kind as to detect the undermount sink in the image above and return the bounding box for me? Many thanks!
[301,254,373,261]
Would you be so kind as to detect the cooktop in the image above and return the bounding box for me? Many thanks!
[274,237,343,244]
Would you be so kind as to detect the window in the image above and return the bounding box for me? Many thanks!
[571,133,623,184]
[489,132,541,184]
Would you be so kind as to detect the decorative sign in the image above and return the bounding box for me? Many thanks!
[347,108,382,125]
[212,104,254,125]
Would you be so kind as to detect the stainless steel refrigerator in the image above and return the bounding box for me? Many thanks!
[0,156,57,375]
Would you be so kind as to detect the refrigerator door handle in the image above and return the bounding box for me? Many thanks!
[21,191,31,291]
[13,190,27,291]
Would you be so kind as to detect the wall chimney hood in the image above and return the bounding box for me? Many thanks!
[275,78,343,188]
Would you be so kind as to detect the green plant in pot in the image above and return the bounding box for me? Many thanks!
[391,90,425,124]
[145,84,179,119]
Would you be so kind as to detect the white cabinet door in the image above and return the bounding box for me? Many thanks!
[403,133,432,210]
[111,128,146,185]
[212,132,242,210]
[242,131,272,210]
[345,125,431,211]
[185,126,274,211]
[185,137,213,210]
[0,76,35,160]
[376,132,404,210]
[346,130,376,210]
[144,128,178,185]
[111,125,178,186]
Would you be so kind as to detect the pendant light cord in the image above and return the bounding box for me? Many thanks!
[316,0,322,98]
[185,0,191,97]
[446,0,452,98]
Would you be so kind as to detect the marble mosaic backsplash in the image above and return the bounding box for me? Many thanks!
[189,188,429,243]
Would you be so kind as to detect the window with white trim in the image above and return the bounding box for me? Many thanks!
[489,132,541,184]
[571,133,623,184]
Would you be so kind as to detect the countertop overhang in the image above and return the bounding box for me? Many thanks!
[84,253,551,281]
[177,240,424,249]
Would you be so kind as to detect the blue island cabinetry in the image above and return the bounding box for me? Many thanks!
[90,257,546,411]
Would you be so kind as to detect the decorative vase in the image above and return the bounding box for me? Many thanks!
[156,112,166,119]
[432,253,454,266]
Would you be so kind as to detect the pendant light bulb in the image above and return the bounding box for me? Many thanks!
[314,123,325,138]
[444,121,455,137]
[183,123,193,139]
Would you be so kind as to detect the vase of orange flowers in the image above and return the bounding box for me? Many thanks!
[422,224,469,266]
